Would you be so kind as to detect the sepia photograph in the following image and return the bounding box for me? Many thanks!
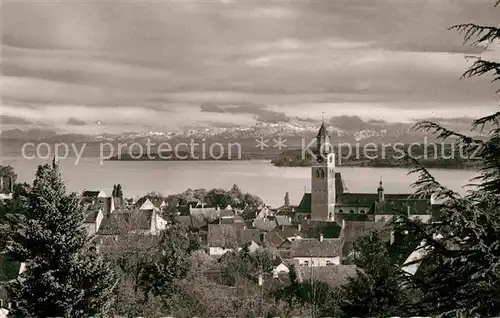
[0,0,499,316]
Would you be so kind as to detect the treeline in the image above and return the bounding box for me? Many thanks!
[136,184,264,215]
[272,143,482,169]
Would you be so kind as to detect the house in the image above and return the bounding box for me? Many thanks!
[0,175,13,203]
[82,196,113,236]
[0,252,25,309]
[207,224,261,256]
[295,263,358,287]
[252,218,277,232]
[139,198,157,211]
[82,189,107,198]
[272,262,290,278]
[339,220,388,256]
[288,234,343,267]
[207,223,242,256]
[97,208,168,236]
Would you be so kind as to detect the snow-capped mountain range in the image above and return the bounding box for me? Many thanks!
[0,118,479,145]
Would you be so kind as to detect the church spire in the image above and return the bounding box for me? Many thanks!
[377,177,384,202]
[316,113,328,155]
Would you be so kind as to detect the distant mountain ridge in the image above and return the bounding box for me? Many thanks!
[0,117,481,146]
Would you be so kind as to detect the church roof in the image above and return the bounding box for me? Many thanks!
[370,199,432,215]
[298,193,312,214]
[317,122,327,138]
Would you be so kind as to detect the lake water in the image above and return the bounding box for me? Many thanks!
[0,157,478,207]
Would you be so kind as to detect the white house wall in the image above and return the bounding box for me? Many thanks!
[294,256,340,267]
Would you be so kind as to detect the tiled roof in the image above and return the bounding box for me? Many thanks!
[273,225,304,240]
[208,223,261,248]
[298,193,311,214]
[290,238,342,257]
[84,197,112,223]
[253,219,277,232]
[300,220,342,239]
[337,193,379,206]
[208,224,243,248]
[220,209,235,218]
[239,229,261,245]
[82,190,101,198]
[265,232,286,248]
[371,199,432,215]
[275,215,292,227]
[97,210,153,235]
[296,264,357,287]
[340,221,388,255]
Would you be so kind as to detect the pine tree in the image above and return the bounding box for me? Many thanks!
[5,160,117,317]
[140,224,192,297]
[341,232,411,317]
[397,2,500,316]
[116,184,123,199]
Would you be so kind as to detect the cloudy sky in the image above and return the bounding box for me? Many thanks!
[2,0,499,134]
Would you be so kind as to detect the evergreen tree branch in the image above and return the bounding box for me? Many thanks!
[449,24,500,45]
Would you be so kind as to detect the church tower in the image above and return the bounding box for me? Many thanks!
[311,119,336,221]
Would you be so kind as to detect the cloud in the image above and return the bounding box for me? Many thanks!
[2,0,498,133]
[200,104,290,123]
[0,115,33,125]
[66,117,87,126]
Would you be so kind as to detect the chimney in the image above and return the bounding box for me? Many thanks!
[390,230,395,245]
[114,235,118,242]
[9,176,13,193]
[0,299,3,308]
[288,216,291,223]
[407,205,411,217]
[281,224,285,231]
[260,232,267,244]
[342,219,345,229]
[319,233,324,242]
[7,303,11,310]
[297,223,301,232]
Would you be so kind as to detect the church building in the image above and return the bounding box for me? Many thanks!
[299,122,434,223]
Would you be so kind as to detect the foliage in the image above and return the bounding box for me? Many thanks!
[273,265,343,318]
[112,184,123,199]
[4,160,116,317]
[219,247,278,286]
[140,224,199,297]
[341,232,412,317]
[395,2,500,316]
[150,185,263,217]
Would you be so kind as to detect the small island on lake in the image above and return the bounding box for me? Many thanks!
[272,144,482,169]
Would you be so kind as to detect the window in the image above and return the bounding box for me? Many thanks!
[316,170,320,178]
[360,210,365,214]
[329,155,333,163]
[303,261,309,266]
[349,209,355,214]
[326,261,333,266]
[320,169,325,178]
